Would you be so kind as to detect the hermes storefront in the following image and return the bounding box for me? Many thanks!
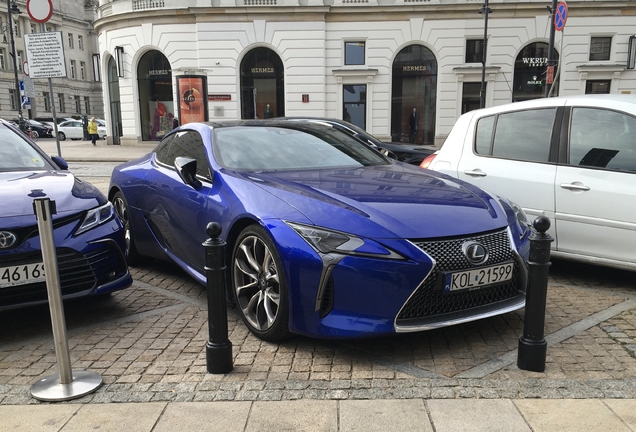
[94,1,636,145]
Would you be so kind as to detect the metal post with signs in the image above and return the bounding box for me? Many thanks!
[24,30,66,157]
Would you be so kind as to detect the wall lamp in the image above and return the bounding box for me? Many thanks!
[115,46,124,77]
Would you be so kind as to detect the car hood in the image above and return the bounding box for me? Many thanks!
[0,170,105,219]
[241,164,506,239]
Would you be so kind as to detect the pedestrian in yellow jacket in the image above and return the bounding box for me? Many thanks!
[87,117,99,146]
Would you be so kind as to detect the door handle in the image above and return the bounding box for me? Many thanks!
[463,169,487,177]
[147,182,157,191]
[560,183,590,191]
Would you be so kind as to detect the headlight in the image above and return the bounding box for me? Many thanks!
[285,221,403,260]
[76,202,115,235]
[498,197,531,237]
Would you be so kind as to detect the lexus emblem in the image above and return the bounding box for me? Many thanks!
[0,231,17,249]
[462,241,488,265]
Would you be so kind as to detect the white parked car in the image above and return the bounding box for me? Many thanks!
[57,120,107,141]
[427,94,636,272]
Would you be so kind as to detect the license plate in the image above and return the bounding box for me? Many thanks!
[0,263,46,288]
[443,262,514,292]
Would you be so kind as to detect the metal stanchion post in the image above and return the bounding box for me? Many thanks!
[204,222,233,374]
[517,216,553,372]
[30,197,102,401]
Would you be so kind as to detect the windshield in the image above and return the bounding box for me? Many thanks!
[213,123,390,171]
[0,125,52,171]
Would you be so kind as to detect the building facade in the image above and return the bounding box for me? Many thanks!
[0,0,103,125]
[94,0,636,146]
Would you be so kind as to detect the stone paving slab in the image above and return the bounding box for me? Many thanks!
[0,256,635,403]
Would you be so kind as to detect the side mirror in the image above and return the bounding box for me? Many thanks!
[51,156,68,170]
[175,156,202,189]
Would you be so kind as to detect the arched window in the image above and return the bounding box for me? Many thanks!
[391,45,437,145]
[137,51,174,141]
[240,48,285,119]
[513,42,559,102]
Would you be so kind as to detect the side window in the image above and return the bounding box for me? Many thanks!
[170,130,211,180]
[475,115,495,155]
[155,134,176,166]
[491,109,555,162]
[569,108,636,172]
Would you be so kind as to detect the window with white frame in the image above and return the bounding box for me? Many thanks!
[58,93,65,112]
[13,20,20,37]
[78,35,83,50]
[70,60,76,79]
[30,23,36,33]
[84,96,90,114]
[590,37,612,61]
[344,42,365,66]
[43,92,50,111]
[9,89,17,110]
[68,33,74,49]
[16,50,22,66]
[74,95,81,113]
[80,61,85,80]
[0,49,5,70]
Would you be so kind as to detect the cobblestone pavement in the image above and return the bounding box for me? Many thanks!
[1,253,635,405]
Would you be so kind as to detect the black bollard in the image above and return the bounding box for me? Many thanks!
[204,222,233,374]
[518,216,554,372]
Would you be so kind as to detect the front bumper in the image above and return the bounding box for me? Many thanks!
[0,216,132,311]
[270,221,528,339]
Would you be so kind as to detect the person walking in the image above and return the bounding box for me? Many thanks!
[87,117,99,146]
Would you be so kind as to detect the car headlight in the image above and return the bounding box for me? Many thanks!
[285,221,403,260]
[76,202,115,235]
[498,197,531,237]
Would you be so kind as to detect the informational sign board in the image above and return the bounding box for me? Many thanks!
[24,32,66,78]
[555,1,568,31]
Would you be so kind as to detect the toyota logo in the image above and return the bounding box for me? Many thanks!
[462,241,488,265]
[0,231,17,249]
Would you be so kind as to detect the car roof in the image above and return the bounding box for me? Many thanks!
[469,94,636,118]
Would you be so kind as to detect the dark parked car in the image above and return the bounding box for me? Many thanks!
[0,119,132,310]
[282,117,436,165]
[11,119,53,138]
[109,119,531,341]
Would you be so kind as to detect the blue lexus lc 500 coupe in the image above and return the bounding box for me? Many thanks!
[109,119,532,341]
[0,120,132,310]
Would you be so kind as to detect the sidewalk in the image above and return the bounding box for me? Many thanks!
[36,137,155,162]
[7,137,636,431]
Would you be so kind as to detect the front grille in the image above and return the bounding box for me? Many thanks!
[396,229,521,322]
[0,214,82,250]
[0,245,127,308]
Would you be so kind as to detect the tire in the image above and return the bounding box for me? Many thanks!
[232,225,290,341]
[112,191,141,265]
[58,132,66,141]
[30,130,39,140]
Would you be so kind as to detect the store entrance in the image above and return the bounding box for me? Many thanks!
[137,51,174,141]
[240,48,284,120]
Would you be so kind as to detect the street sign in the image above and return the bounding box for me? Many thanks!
[24,32,66,78]
[555,1,568,32]
[26,0,53,24]
[22,77,36,98]
[19,82,31,109]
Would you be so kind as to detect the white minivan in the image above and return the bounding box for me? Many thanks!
[427,94,636,272]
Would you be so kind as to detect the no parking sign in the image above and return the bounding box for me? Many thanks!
[554,1,568,32]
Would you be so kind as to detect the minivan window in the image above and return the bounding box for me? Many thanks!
[475,108,555,163]
[569,107,636,172]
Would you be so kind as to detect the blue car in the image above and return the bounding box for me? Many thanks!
[109,119,531,341]
[0,120,132,310]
